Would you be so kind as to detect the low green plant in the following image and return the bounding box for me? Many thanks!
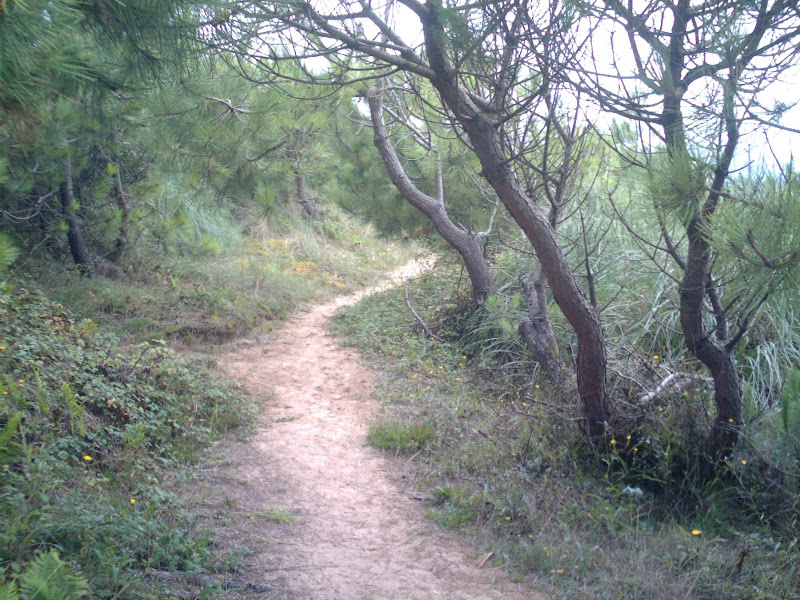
[0,549,89,600]
[426,486,480,530]
[258,508,297,524]
[366,420,437,455]
[0,286,253,597]
[0,235,19,279]
[334,261,800,600]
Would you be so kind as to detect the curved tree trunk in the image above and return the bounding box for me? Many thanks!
[61,155,92,274]
[679,158,742,461]
[680,251,741,460]
[660,10,742,460]
[367,85,494,305]
[417,4,610,438]
[471,120,608,437]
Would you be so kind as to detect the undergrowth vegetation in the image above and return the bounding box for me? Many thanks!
[1,198,416,598]
[0,284,253,598]
[31,204,407,347]
[332,253,800,600]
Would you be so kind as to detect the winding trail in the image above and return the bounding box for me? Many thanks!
[199,259,545,599]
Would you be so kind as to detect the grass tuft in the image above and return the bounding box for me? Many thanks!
[366,420,437,455]
[258,508,297,524]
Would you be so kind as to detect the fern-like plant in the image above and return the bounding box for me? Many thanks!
[0,234,20,278]
[0,413,23,465]
[61,384,85,438]
[0,580,20,600]
[17,550,89,600]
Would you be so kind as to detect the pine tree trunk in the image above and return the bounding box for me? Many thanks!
[60,155,92,273]
[681,193,742,462]
[296,173,320,220]
[367,86,494,305]
[109,129,130,263]
[661,19,742,461]
[419,6,610,438]
[519,262,567,386]
[429,205,494,305]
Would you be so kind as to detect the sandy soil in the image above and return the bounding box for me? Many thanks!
[194,258,546,600]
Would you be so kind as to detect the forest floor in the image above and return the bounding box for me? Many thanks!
[185,258,545,600]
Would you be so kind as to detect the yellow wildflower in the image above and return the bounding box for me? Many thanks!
[653,355,660,360]
[741,460,747,465]
[691,530,702,536]
[131,498,136,504]
[83,456,93,462]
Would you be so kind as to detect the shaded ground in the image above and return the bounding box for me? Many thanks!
[189,259,546,599]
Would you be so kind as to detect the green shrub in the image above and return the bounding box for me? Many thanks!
[0,286,252,597]
[426,486,480,530]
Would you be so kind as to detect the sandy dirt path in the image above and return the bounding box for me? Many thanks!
[199,259,546,600]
